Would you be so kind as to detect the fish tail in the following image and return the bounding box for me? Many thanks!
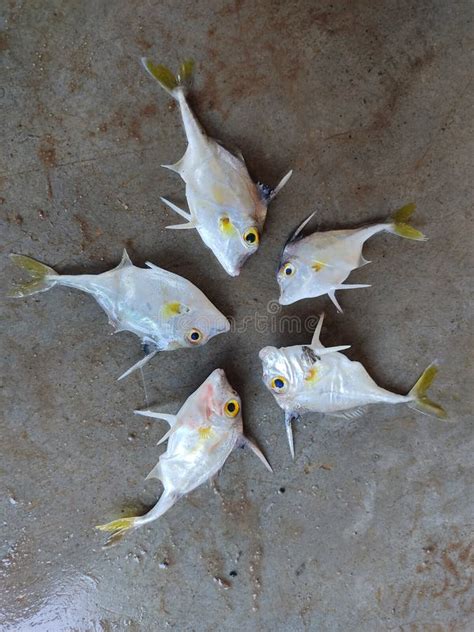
[387,203,427,241]
[9,254,58,297]
[407,363,448,419]
[96,516,138,547]
[141,57,194,98]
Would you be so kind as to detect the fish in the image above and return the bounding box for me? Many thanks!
[141,57,292,276]
[96,368,272,545]
[9,250,229,379]
[259,313,447,458]
[277,203,426,311]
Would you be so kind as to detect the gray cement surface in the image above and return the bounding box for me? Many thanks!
[1,1,473,630]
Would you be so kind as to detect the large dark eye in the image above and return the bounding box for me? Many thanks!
[271,376,287,392]
[243,227,259,246]
[224,398,240,417]
[280,262,295,277]
[187,328,203,344]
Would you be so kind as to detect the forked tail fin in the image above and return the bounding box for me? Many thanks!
[141,58,194,98]
[9,255,58,297]
[387,203,427,241]
[408,363,447,419]
[96,516,138,548]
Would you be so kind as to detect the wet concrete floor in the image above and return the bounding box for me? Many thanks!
[1,1,473,630]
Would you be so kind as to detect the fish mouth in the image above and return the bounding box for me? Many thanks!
[213,314,231,335]
[167,340,185,350]
[214,320,231,336]
[218,249,254,277]
[221,261,242,277]
[207,367,229,392]
[221,318,231,333]
[278,292,292,305]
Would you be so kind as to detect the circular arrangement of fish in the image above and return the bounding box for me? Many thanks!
[9,57,447,546]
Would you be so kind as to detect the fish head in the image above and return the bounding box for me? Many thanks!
[174,305,230,349]
[158,296,230,350]
[259,345,307,411]
[199,205,265,277]
[276,243,320,305]
[194,368,244,433]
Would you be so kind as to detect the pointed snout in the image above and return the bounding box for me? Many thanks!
[209,312,231,338]
[220,258,243,277]
[277,281,293,306]
[218,249,255,277]
[208,367,227,382]
[220,316,231,333]
[278,292,292,306]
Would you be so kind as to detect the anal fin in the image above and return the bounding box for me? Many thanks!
[329,406,369,420]
[145,462,163,481]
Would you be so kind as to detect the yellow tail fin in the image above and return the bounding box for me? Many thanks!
[389,203,427,241]
[141,58,194,96]
[9,254,58,297]
[96,516,138,547]
[408,364,447,419]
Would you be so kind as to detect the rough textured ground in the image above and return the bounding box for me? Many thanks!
[1,1,473,630]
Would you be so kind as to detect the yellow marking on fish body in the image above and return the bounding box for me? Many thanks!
[219,216,236,236]
[312,261,326,272]
[198,426,213,440]
[305,367,319,383]
[161,301,182,319]
[212,185,227,205]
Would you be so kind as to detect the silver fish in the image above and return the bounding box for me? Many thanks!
[10,251,229,378]
[142,58,292,276]
[97,368,272,545]
[260,313,447,458]
[277,203,426,311]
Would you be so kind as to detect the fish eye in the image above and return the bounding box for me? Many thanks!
[243,227,259,247]
[270,376,288,392]
[186,328,203,344]
[224,398,240,417]
[280,262,295,277]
